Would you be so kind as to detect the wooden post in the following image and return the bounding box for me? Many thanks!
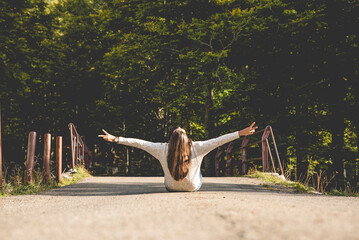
[0,103,2,188]
[26,131,37,185]
[43,133,51,182]
[56,136,62,182]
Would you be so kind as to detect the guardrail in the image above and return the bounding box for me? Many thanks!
[68,123,92,170]
[0,114,92,187]
[23,132,64,183]
[215,125,283,176]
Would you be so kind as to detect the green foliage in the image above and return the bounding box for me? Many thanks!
[0,0,358,189]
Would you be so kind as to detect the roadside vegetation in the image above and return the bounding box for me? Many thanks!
[247,170,358,197]
[246,171,313,194]
[0,166,91,197]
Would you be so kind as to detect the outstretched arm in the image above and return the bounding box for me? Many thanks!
[193,122,258,156]
[98,129,165,160]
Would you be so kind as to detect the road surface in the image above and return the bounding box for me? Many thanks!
[1,176,358,240]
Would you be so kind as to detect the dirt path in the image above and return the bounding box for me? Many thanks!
[0,177,358,240]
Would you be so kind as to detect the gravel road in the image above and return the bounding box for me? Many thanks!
[1,176,358,240]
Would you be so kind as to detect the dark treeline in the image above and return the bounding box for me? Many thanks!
[0,0,358,191]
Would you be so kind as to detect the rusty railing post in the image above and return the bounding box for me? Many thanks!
[56,136,62,182]
[72,135,76,169]
[226,142,235,176]
[261,126,271,172]
[26,131,37,185]
[74,136,78,167]
[266,138,276,173]
[69,124,75,169]
[68,123,92,170]
[269,126,284,175]
[241,136,250,174]
[215,149,222,177]
[82,143,85,165]
[43,133,51,182]
[0,103,2,188]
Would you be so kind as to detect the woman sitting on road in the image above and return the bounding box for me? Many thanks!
[98,122,257,192]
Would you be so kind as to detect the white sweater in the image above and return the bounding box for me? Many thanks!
[116,131,239,192]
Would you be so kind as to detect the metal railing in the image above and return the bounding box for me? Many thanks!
[68,123,92,169]
[0,105,91,187]
[215,125,283,176]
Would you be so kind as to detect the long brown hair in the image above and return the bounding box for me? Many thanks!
[167,128,192,181]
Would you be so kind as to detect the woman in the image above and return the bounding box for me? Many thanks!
[98,122,257,192]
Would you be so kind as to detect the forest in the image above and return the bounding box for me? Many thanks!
[0,0,358,192]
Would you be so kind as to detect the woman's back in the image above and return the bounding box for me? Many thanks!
[115,131,239,192]
[99,122,257,192]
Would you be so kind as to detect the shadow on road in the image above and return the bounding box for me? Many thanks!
[40,179,277,197]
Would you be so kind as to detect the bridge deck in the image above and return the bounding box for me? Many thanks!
[0,177,358,240]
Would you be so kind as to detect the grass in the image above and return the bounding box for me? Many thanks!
[327,189,359,197]
[0,166,91,197]
[247,171,358,197]
[260,183,280,192]
[57,166,92,187]
[246,171,313,194]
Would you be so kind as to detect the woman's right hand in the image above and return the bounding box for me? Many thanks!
[239,122,258,136]
[98,129,117,142]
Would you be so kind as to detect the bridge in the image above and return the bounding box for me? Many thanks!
[1,176,358,240]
